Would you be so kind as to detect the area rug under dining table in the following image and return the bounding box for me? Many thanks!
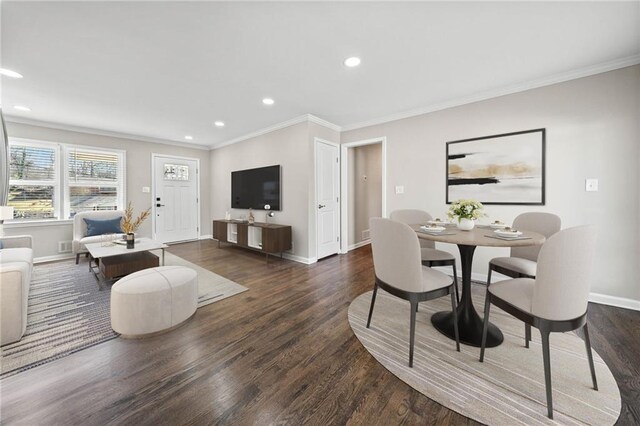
[348,287,621,425]
[0,252,247,378]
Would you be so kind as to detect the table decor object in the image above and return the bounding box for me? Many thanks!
[448,199,485,231]
[120,202,151,237]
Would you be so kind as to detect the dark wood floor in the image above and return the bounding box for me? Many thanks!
[1,241,638,425]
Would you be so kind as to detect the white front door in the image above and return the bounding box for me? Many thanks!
[153,155,199,243]
[316,140,340,259]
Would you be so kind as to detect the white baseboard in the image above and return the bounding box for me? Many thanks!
[199,234,213,240]
[282,253,317,265]
[348,240,371,251]
[34,253,75,264]
[589,292,640,312]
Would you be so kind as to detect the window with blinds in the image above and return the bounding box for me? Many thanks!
[9,144,58,219]
[67,148,122,216]
[7,140,125,221]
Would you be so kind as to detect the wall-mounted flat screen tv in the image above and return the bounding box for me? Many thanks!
[231,165,281,210]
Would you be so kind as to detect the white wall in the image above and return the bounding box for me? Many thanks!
[348,143,382,246]
[209,120,340,262]
[341,65,640,303]
[4,122,211,259]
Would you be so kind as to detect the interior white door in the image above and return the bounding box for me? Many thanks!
[316,140,340,259]
[153,156,199,243]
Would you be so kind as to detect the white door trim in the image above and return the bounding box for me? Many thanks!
[151,153,201,241]
[340,137,387,254]
[314,137,341,260]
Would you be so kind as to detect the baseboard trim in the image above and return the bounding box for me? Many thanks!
[34,253,75,264]
[282,253,317,265]
[198,234,213,240]
[348,240,371,251]
[589,292,640,312]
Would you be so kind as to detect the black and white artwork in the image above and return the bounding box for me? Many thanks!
[446,129,545,205]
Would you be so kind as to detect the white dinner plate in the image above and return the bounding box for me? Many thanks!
[427,220,450,225]
[494,229,523,238]
[421,225,446,233]
[490,223,509,229]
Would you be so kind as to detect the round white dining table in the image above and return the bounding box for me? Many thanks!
[412,224,545,347]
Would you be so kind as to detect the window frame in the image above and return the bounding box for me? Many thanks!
[7,137,126,223]
[8,138,61,221]
[62,144,126,219]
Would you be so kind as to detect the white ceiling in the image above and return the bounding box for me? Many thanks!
[1,2,639,148]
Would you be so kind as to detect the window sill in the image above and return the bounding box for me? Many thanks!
[3,219,73,229]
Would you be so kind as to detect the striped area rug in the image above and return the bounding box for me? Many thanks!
[1,254,247,378]
[348,288,621,425]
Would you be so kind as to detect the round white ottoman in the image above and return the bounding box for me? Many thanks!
[111,266,198,338]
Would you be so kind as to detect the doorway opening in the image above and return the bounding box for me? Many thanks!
[340,137,387,253]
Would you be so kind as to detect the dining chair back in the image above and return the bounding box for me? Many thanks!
[370,218,423,293]
[389,209,435,249]
[511,212,561,261]
[533,224,597,321]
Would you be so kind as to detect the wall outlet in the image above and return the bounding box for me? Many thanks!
[142,186,150,193]
[585,178,598,192]
[395,185,404,194]
[362,229,370,240]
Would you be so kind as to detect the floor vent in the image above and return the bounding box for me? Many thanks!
[362,229,370,240]
[58,241,72,254]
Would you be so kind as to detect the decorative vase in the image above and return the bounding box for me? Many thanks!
[457,218,475,231]
[126,233,135,249]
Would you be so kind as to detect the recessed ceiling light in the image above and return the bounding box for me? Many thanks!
[13,105,31,112]
[344,57,361,67]
[262,98,275,106]
[184,135,193,140]
[0,68,23,78]
[214,121,225,127]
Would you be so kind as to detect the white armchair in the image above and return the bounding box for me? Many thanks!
[0,235,34,346]
[73,210,125,264]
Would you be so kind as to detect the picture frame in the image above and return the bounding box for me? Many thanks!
[446,129,546,205]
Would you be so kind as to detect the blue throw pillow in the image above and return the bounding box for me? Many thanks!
[84,217,123,237]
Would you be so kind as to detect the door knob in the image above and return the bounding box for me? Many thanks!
[156,203,165,207]
[318,204,326,209]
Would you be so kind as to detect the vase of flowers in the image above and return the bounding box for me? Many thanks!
[120,202,151,248]
[448,199,486,231]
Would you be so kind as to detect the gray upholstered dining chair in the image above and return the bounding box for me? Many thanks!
[487,212,561,347]
[390,209,459,303]
[479,225,599,420]
[367,218,460,368]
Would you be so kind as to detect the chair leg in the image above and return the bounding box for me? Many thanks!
[525,323,531,348]
[479,292,491,362]
[450,286,460,352]
[452,263,460,304]
[366,283,378,328]
[75,253,80,264]
[409,299,418,368]
[583,323,599,391]
[541,329,554,419]
[486,265,493,287]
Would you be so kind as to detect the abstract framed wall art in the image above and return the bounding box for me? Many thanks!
[446,129,545,205]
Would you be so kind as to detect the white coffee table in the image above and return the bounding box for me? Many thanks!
[85,237,169,288]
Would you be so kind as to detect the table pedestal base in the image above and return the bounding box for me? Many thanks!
[431,307,503,348]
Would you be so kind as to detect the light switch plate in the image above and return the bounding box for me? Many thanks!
[585,179,598,192]
[142,186,150,193]
[395,185,404,194]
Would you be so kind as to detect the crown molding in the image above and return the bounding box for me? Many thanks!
[341,54,640,132]
[210,114,341,150]
[307,114,342,132]
[4,116,210,151]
